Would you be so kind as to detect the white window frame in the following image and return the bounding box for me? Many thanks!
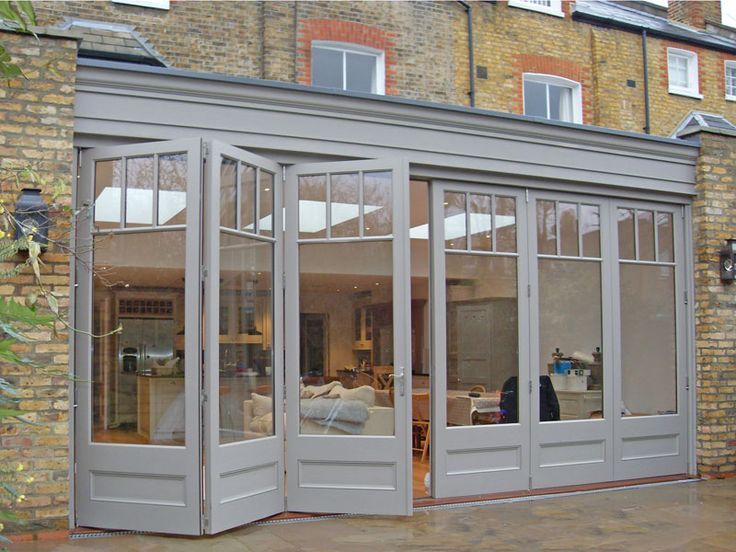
[667,48,702,99]
[311,41,385,95]
[722,0,736,29]
[112,0,169,9]
[508,0,564,18]
[522,73,583,124]
[725,60,736,101]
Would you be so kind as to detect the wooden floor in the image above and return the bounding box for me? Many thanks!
[412,454,431,498]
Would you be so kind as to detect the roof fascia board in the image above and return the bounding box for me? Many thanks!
[74,61,698,196]
[76,59,697,161]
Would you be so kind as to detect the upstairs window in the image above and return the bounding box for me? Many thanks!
[508,0,564,17]
[311,41,385,95]
[726,61,736,100]
[523,74,583,124]
[667,48,701,99]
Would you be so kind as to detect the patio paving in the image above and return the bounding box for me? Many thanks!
[9,477,736,552]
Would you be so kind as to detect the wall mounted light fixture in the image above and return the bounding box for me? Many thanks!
[14,188,49,250]
[719,239,736,283]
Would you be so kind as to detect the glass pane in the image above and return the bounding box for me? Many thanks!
[469,194,492,251]
[346,51,376,93]
[92,231,186,445]
[219,158,236,228]
[559,202,579,257]
[126,156,154,227]
[638,210,655,261]
[312,47,343,89]
[330,172,359,238]
[158,153,187,226]
[364,171,392,237]
[657,212,674,263]
[620,264,677,416]
[549,84,572,122]
[581,204,600,258]
[537,200,557,255]
[444,192,466,250]
[495,196,517,253]
[299,174,327,239]
[259,171,274,237]
[240,164,256,233]
[219,233,274,443]
[94,159,122,230]
[524,80,547,118]
[445,255,518,426]
[299,241,395,436]
[539,259,603,421]
[618,208,635,260]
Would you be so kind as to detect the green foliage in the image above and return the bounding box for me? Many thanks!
[0,0,37,83]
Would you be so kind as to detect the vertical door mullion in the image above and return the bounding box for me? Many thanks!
[491,194,497,252]
[254,167,261,234]
[429,182,448,496]
[464,192,471,251]
[152,154,159,227]
[358,170,365,239]
[326,173,332,239]
[120,156,127,229]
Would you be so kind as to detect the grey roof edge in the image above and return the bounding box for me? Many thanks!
[75,58,699,158]
[678,125,736,139]
[58,17,169,67]
[0,21,83,41]
[573,2,736,54]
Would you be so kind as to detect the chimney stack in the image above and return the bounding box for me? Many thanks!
[668,0,721,30]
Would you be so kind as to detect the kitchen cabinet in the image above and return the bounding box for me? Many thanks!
[137,376,184,440]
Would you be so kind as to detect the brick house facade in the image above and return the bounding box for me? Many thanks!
[1,0,735,536]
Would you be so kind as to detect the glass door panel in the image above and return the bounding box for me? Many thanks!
[76,138,202,535]
[530,193,613,490]
[203,141,284,534]
[286,158,411,516]
[432,184,529,498]
[613,203,688,481]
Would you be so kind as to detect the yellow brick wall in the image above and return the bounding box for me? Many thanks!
[692,130,736,477]
[0,30,77,532]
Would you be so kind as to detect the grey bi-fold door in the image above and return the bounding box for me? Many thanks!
[75,139,286,534]
[76,141,413,534]
[75,138,204,534]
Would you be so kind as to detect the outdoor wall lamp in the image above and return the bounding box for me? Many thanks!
[719,238,736,283]
[14,188,49,250]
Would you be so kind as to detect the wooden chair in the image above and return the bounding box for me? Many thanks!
[412,392,430,463]
[356,371,380,389]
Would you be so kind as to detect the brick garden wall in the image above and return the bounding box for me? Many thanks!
[693,130,736,477]
[0,29,77,532]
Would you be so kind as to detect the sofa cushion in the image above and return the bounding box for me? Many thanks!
[251,392,272,418]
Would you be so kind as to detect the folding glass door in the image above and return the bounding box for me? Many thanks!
[430,184,689,497]
[76,139,203,534]
[529,191,614,488]
[75,139,285,535]
[284,159,412,515]
[430,183,530,498]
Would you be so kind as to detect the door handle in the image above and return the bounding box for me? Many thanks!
[387,366,405,397]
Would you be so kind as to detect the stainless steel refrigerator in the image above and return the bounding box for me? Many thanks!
[113,318,175,426]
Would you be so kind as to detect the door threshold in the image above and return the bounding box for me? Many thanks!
[413,473,697,509]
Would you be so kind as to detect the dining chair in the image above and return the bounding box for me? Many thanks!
[412,392,430,463]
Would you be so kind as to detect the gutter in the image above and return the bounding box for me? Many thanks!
[457,1,475,107]
[642,29,651,134]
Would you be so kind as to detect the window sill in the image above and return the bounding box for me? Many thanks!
[726,95,736,102]
[668,88,703,100]
[507,1,564,18]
